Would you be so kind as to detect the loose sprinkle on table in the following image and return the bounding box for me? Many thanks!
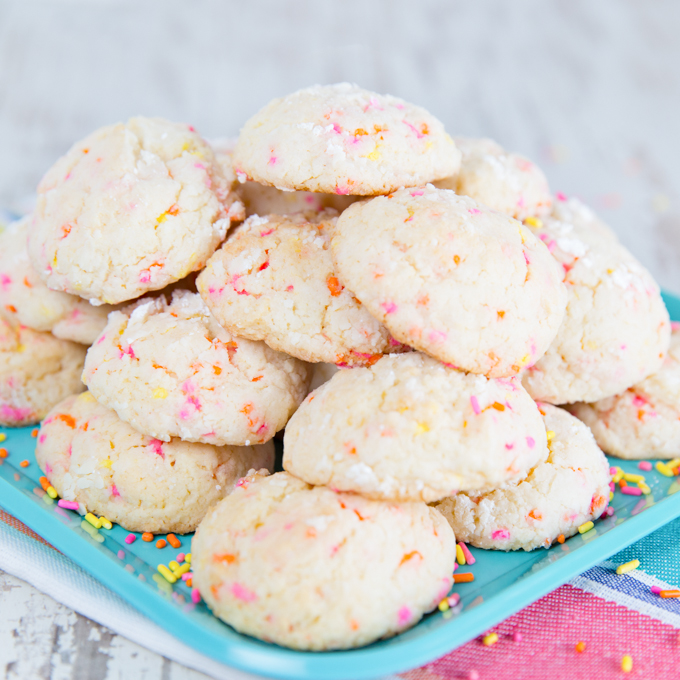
[167,533,181,549]
[142,532,154,542]
[456,544,466,565]
[31,428,38,437]
[84,513,102,529]
[0,433,6,443]
[459,542,475,564]
[157,564,177,584]
[125,534,136,544]
[623,473,644,483]
[578,521,594,534]
[621,486,642,496]
[100,517,113,530]
[651,586,662,594]
[454,573,475,583]
[0,448,7,458]
[575,641,586,653]
[621,655,633,673]
[156,539,167,549]
[186,553,192,564]
[191,588,201,604]
[58,500,79,510]
[660,590,680,598]
[176,552,185,563]
[482,632,498,646]
[557,534,565,544]
[19,460,29,468]
[616,559,640,575]
[638,461,653,471]
[656,461,673,477]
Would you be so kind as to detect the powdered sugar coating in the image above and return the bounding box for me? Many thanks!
[36,392,274,533]
[568,328,680,459]
[331,186,567,377]
[28,117,244,305]
[433,405,610,551]
[436,138,552,220]
[83,291,311,445]
[0,317,86,426]
[522,198,670,404]
[283,353,548,501]
[198,212,402,364]
[0,216,119,344]
[191,470,456,650]
[232,83,460,195]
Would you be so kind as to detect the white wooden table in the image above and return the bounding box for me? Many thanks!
[0,1,678,677]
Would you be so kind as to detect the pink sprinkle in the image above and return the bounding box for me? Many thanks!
[332,122,342,134]
[125,534,136,544]
[46,462,53,474]
[632,395,648,407]
[468,208,481,215]
[492,529,510,540]
[139,271,151,284]
[148,439,165,458]
[191,588,201,604]
[638,461,653,471]
[335,185,351,195]
[428,329,448,343]
[505,442,514,450]
[193,162,205,170]
[621,486,642,496]
[513,632,523,642]
[556,192,567,202]
[268,156,277,166]
[380,301,398,314]
[260,228,274,237]
[255,423,269,435]
[0,274,11,291]
[609,482,615,492]
[0,405,32,422]
[470,396,481,415]
[39,433,46,444]
[285,284,294,292]
[459,542,475,565]
[671,321,680,331]
[410,190,424,197]
[609,466,618,475]
[235,477,248,488]
[58,500,79,510]
[651,586,662,594]
[453,562,458,572]
[111,484,120,497]
[231,582,257,602]
[403,120,424,138]
[97,334,107,345]
[176,552,185,563]
[182,572,193,582]
[526,436,536,449]
[447,593,460,607]
[397,605,412,625]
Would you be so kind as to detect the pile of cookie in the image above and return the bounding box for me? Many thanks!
[0,84,675,651]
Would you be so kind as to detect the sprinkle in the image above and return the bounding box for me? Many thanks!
[482,632,498,646]
[181,572,193,582]
[39,476,50,491]
[169,560,180,572]
[46,486,57,499]
[58,500,79,510]
[100,517,113,530]
[656,461,673,477]
[156,539,167,549]
[621,486,642,496]
[0,433,5,442]
[176,552,186,563]
[651,586,662,594]
[470,395,481,415]
[557,534,565,544]
[575,641,586,653]
[31,428,38,437]
[191,588,201,604]
[524,216,543,229]
[167,533,181,549]
[447,593,460,607]
[0,447,7,458]
[454,573,475,583]
[438,598,450,612]
[175,563,191,576]
[623,473,644,483]
[638,482,651,495]
[125,534,136,544]
[619,479,628,488]
[186,553,192,564]
[19,460,29,468]
[578,521,594,534]
[85,513,102,529]
[459,542,476,564]
[546,430,555,441]
[660,590,680,598]
[638,461,653,471]
[153,388,168,399]
[610,491,614,501]
[616,559,640,575]
[621,655,633,673]
[186,578,192,587]
[456,544,466,565]
[612,467,624,483]
[157,565,177,584]
[142,532,154,542]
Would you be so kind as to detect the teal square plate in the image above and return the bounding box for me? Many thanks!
[1,292,680,680]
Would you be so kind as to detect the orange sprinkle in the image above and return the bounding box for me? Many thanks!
[557,534,565,544]
[156,539,167,549]
[492,402,505,411]
[453,573,475,583]
[575,641,586,653]
[31,428,39,438]
[56,414,76,428]
[142,532,154,542]
[19,460,29,468]
[326,275,343,297]
[39,476,51,491]
[6,304,17,313]
[167,533,181,549]
[619,479,628,488]
[186,578,192,587]
[0,448,8,458]
[660,590,680,598]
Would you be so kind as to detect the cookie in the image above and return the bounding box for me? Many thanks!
[232,83,460,195]
[331,185,567,377]
[432,404,610,551]
[436,138,552,220]
[83,291,311,445]
[191,470,456,650]
[283,353,548,502]
[521,197,670,404]
[36,392,274,533]
[568,326,680,459]
[198,212,404,365]
[0,216,119,344]
[28,117,245,305]
[0,317,86,426]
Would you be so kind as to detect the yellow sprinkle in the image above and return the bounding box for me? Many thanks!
[153,387,169,399]
[366,146,381,161]
[546,430,556,441]
[157,564,177,584]
[169,560,180,573]
[616,559,640,575]
[16,344,26,353]
[100,517,113,530]
[186,553,191,564]
[667,458,680,468]
[638,483,651,495]
[656,461,673,477]
[46,486,58,499]
[0,433,6,443]
[623,473,644,483]
[456,544,466,565]
[78,392,96,403]
[415,422,430,435]
[612,468,624,483]
[578,521,594,534]
[100,458,112,468]
[519,354,531,366]
[621,655,633,673]
[482,633,499,646]
[85,513,102,529]
[610,491,614,501]
[175,563,191,576]
[438,598,450,612]
[524,216,543,229]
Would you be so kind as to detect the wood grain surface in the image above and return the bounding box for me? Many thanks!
[0,1,679,678]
